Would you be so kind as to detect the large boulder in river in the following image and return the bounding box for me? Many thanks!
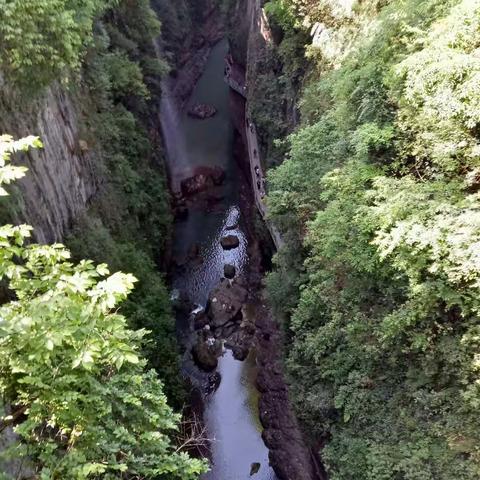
[181,173,212,197]
[192,339,218,372]
[207,277,248,328]
[188,103,217,119]
[180,166,225,197]
[221,235,239,250]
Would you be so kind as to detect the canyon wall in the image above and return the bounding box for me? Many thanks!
[230,0,307,167]
[227,3,325,479]
[0,86,98,244]
[0,0,220,245]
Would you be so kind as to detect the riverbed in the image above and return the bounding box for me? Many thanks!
[161,38,277,480]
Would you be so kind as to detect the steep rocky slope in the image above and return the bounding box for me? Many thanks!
[0,86,97,243]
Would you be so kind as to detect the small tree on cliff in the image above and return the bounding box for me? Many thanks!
[0,134,207,479]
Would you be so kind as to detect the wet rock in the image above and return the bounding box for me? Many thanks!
[225,323,254,360]
[180,166,225,197]
[250,463,261,476]
[224,264,236,279]
[190,305,208,330]
[221,235,239,250]
[222,322,239,340]
[206,371,221,394]
[192,340,218,372]
[193,312,209,330]
[188,103,217,119]
[207,278,248,328]
[181,174,213,197]
[231,345,249,361]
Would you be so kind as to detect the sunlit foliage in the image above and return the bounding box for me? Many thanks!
[0,136,207,479]
[0,0,113,88]
[266,0,480,477]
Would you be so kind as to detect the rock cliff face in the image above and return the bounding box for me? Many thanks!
[228,0,268,65]
[230,0,304,167]
[0,83,100,479]
[228,2,326,479]
[0,85,97,243]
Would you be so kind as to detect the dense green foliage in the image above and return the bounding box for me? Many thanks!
[265,0,480,478]
[63,0,184,404]
[0,0,112,89]
[0,136,207,479]
[0,0,202,476]
[0,0,184,408]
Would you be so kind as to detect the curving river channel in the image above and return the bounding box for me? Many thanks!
[162,39,278,480]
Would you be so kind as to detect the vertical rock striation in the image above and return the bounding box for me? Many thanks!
[0,85,97,243]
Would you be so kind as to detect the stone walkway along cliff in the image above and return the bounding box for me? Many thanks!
[224,56,284,250]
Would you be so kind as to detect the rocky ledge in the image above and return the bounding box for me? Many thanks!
[188,103,217,119]
[255,300,327,480]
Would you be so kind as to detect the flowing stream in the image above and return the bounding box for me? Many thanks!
[161,39,277,480]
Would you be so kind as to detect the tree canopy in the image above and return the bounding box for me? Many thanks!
[0,135,207,478]
[265,0,480,478]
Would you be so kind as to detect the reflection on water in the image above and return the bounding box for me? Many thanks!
[173,206,248,307]
[203,351,277,480]
[164,38,277,479]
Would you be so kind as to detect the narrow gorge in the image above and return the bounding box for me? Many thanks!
[2,1,480,479]
[159,29,321,479]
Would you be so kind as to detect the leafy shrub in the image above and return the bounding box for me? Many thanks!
[0,0,109,89]
[0,136,207,479]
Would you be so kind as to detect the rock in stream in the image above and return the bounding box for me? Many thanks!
[220,234,239,250]
[188,103,217,119]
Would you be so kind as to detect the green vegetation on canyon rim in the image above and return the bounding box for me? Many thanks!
[2,0,480,478]
[263,0,480,478]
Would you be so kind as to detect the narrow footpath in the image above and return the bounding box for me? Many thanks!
[224,57,284,250]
